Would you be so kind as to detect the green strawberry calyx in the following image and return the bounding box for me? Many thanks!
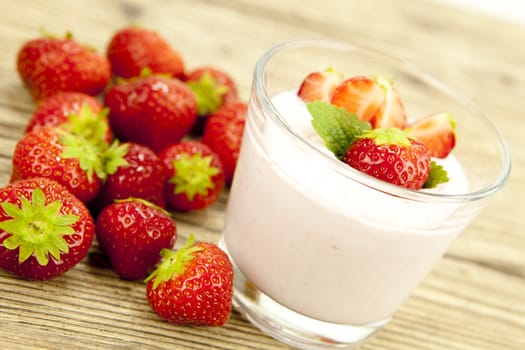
[168,152,220,201]
[99,140,130,178]
[145,234,203,289]
[63,104,110,148]
[59,131,129,183]
[188,72,229,116]
[358,128,412,147]
[0,187,79,266]
[59,130,105,182]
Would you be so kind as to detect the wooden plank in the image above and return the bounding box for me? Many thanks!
[0,0,523,349]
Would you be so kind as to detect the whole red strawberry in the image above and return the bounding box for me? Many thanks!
[107,27,185,79]
[0,178,95,280]
[11,127,103,203]
[105,75,197,153]
[95,198,177,280]
[344,128,431,189]
[202,102,247,184]
[91,142,168,212]
[145,234,233,326]
[186,66,239,135]
[17,33,110,101]
[25,92,112,145]
[159,141,225,211]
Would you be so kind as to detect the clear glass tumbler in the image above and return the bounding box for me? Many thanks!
[219,39,511,349]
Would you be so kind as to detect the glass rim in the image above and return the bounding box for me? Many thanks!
[253,38,512,204]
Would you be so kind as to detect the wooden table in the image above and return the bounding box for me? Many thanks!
[1,0,524,349]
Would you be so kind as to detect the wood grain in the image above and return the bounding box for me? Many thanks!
[0,0,524,349]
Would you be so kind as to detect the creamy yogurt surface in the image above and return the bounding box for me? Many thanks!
[223,89,470,325]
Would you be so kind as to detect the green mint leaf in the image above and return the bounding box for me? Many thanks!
[308,101,371,159]
[423,161,450,188]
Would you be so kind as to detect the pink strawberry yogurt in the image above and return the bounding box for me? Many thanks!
[222,89,470,325]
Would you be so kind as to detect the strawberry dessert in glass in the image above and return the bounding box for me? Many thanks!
[219,39,510,349]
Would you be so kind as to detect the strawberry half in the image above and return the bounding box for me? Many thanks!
[159,141,225,211]
[145,234,233,326]
[0,178,95,280]
[95,198,177,280]
[330,75,385,122]
[371,77,407,129]
[297,68,344,103]
[407,112,456,159]
[343,128,431,190]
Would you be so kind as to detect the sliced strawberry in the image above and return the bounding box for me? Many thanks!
[371,77,407,129]
[407,112,456,158]
[330,75,385,122]
[297,68,344,103]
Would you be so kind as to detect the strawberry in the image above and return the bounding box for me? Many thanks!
[0,178,95,280]
[371,77,407,129]
[201,101,247,184]
[95,198,177,280]
[11,127,128,204]
[185,66,239,135]
[308,101,449,189]
[159,141,225,211]
[17,33,110,101]
[145,234,233,326]
[105,74,197,153]
[91,142,168,212]
[330,75,385,122]
[297,68,344,103]
[107,27,185,79]
[25,92,112,145]
[343,128,431,190]
[407,112,456,158]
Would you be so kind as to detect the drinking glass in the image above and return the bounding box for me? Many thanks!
[219,39,511,349]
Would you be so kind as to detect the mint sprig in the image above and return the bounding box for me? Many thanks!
[423,161,449,188]
[308,101,371,160]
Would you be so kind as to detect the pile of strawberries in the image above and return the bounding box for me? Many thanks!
[298,69,457,190]
[0,26,246,326]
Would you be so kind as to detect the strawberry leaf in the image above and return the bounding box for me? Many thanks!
[308,101,371,159]
[423,161,449,188]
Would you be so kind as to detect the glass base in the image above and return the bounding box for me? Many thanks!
[219,237,389,349]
